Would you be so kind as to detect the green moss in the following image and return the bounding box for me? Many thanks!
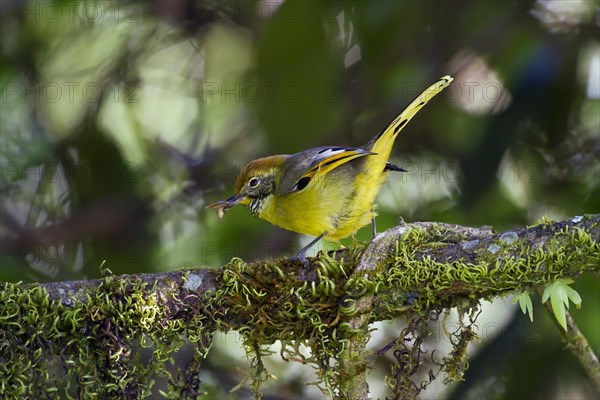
[0,275,211,399]
[203,252,366,396]
[369,223,599,320]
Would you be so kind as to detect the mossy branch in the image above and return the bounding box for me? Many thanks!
[1,214,599,398]
[540,288,600,393]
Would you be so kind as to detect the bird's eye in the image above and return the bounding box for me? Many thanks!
[248,177,259,188]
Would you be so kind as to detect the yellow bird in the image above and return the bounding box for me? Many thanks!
[207,76,453,261]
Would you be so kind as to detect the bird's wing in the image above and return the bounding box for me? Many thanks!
[279,146,373,194]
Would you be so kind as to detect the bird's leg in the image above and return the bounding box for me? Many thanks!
[371,204,377,239]
[371,218,377,239]
[291,233,326,264]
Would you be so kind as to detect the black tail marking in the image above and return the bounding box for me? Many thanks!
[384,162,407,172]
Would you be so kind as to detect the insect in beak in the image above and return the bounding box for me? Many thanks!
[205,194,249,219]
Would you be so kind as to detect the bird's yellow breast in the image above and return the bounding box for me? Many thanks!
[257,159,387,241]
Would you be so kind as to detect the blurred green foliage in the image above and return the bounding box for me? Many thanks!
[0,0,598,398]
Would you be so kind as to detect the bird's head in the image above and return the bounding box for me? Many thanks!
[205,155,285,218]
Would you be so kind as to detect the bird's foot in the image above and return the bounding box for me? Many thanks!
[289,251,309,266]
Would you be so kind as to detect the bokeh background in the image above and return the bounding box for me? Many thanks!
[1,0,598,398]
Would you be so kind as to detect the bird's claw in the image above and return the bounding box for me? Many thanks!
[288,253,309,266]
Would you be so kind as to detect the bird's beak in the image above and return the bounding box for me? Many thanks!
[205,194,250,219]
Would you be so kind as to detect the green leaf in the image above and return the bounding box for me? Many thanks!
[564,285,582,308]
[512,292,534,322]
[550,289,568,330]
[541,279,583,331]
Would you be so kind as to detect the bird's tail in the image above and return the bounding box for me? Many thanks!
[367,75,454,162]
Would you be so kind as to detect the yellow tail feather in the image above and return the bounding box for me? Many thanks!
[369,75,453,157]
